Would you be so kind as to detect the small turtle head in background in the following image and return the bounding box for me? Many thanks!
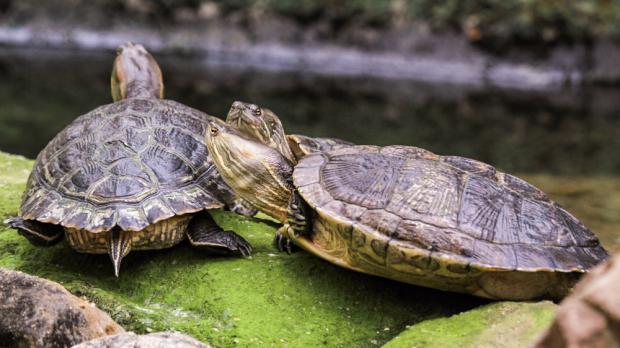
[111,42,163,101]
[226,101,296,163]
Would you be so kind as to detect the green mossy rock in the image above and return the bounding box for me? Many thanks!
[382,301,557,348]
[0,152,484,347]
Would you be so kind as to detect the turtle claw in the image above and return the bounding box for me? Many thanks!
[187,212,253,256]
[214,230,253,257]
[286,191,310,236]
[287,216,307,232]
[235,236,253,257]
[274,232,297,254]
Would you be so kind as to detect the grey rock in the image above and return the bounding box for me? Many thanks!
[72,332,211,348]
[0,268,124,348]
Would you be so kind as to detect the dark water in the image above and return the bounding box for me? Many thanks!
[1,47,620,175]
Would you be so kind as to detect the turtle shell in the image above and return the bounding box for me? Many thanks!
[20,98,229,233]
[293,145,608,297]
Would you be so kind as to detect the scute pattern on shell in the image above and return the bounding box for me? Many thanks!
[20,98,228,232]
[294,145,608,272]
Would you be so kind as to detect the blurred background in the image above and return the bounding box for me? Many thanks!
[0,0,619,244]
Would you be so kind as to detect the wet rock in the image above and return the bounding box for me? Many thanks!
[382,301,557,348]
[0,268,124,348]
[532,252,620,348]
[73,332,211,348]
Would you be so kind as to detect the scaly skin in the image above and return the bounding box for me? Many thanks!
[205,118,306,253]
[206,118,294,223]
[111,42,163,101]
[226,101,297,163]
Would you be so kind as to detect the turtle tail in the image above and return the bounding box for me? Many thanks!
[107,228,133,277]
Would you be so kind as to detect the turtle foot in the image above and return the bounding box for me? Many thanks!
[229,199,258,217]
[187,211,253,257]
[5,217,63,246]
[274,228,298,254]
[286,190,311,236]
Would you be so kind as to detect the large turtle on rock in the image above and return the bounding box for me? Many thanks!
[205,112,608,300]
[7,43,253,276]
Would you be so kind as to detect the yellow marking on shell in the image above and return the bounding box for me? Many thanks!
[292,212,482,296]
[65,215,192,254]
[290,203,577,299]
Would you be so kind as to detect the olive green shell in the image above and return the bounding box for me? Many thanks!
[293,145,608,299]
[20,98,228,233]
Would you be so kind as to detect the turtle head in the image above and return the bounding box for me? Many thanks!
[226,101,296,163]
[205,117,294,222]
[111,42,164,101]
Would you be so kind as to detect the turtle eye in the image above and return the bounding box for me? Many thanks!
[209,126,219,136]
[253,107,262,116]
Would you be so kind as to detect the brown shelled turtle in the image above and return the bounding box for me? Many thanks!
[7,43,253,276]
[204,114,608,300]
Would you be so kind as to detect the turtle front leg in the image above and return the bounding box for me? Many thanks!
[5,217,63,246]
[274,226,297,254]
[274,190,311,254]
[187,211,252,256]
[287,190,311,236]
[216,178,258,217]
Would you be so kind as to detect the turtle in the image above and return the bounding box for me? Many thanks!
[204,117,609,300]
[6,42,253,277]
[225,101,353,163]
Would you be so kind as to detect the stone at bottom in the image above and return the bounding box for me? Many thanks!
[73,332,211,348]
[382,301,557,348]
[0,268,124,347]
[533,251,620,347]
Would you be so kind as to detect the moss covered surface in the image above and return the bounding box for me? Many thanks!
[0,152,485,347]
[382,301,557,348]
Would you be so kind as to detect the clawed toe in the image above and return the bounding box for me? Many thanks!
[273,233,295,254]
[230,233,253,257]
[237,241,253,257]
[286,218,306,236]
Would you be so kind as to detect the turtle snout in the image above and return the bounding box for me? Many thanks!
[231,101,245,110]
[116,42,148,56]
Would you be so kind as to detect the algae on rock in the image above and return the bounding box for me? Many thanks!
[382,301,557,348]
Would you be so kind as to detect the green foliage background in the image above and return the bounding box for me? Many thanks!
[4,0,620,49]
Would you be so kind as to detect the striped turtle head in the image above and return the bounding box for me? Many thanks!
[205,117,294,222]
[226,101,296,163]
